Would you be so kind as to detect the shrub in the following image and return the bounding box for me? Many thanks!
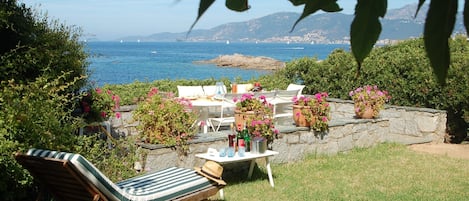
[133,88,198,153]
[274,36,469,142]
[0,74,82,200]
[0,0,88,92]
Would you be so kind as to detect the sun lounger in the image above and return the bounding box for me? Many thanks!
[15,148,224,201]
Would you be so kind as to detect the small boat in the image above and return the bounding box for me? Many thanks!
[226,40,230,45]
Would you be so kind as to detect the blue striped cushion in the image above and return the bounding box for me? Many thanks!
[26,148,216,201]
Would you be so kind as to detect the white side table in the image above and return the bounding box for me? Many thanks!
[195,150,279,187]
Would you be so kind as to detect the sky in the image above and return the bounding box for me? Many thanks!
[18,0,460,40]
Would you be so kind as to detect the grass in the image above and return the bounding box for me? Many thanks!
[216,143,469,201]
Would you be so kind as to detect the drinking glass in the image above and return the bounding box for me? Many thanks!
[227,147,235,157]
[238,147,245,157]
[218,147,226,157]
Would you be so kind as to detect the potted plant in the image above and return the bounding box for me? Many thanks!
[292,92,331,132]
[233,93,273,129]
[233,93,277,145]
[247,117,279,146]
[133,87,198,153]
[79,87,121,124]
[349,85,391,119]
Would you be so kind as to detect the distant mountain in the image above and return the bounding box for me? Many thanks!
[120,3,466,44]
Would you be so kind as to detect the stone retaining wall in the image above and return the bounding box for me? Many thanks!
[109,99,447,172]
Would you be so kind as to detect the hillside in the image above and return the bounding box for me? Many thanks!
[120,3,466,44]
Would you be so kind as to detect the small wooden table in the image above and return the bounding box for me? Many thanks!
[195,150,279,187]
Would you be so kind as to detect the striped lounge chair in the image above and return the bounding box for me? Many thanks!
[15,148,224,201]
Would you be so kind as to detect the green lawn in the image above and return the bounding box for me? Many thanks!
[217,143,469,201]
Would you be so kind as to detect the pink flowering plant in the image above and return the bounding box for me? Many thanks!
[133,87,198,153]
[234,93,277,142]
[80,87,120,123]
[247,118,279,143]
[349,85,391,118]
[234,93,272,113]
[293,92,331,132]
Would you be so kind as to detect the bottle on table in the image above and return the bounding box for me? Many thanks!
[227,124,236,157]
[243,127,251,152]
[231,82,237,94]
[236,123,244,152]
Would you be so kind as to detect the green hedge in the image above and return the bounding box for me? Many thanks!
[274,36,469,142]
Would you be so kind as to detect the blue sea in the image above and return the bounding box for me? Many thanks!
[85,42,349,86]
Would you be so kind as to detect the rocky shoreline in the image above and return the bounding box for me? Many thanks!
[194,53,285,70]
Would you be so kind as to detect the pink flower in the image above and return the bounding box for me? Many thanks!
[100,111,107,118]
[95,88,103,94]
[322,116,328,122]
[115,112,121,119]
[148,87,159,97]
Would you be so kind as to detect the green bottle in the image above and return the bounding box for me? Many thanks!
[237,125,245,151]
[244,130,251,152]
[242,122,250,152]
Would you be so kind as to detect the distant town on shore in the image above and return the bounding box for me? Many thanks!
[110,3,466,45]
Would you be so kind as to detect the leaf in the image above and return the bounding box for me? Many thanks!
[288,0,306,6]
[415,0,427,18]
[290,0,342,32]
[187,0,216,36]
[424,0,457,85]
[350,0,387,72]
[226,0,250,12]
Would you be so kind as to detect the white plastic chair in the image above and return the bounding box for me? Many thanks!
[208,94,238,132]
[286,84,306,96]
[270,89,300,119]
[203,85,227,97]
[177,85,205,98]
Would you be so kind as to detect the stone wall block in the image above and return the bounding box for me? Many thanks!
[286,133,300,144]
[352,123,368,134]
[416,114,439,133]
[337,134,353,152]
[389,118,406,135]
[145,149,178,171]
[354,132,378,148]
[328,125,348,139]
[316,141,339,155]
[271,141,290,163]
[300,132,316,144]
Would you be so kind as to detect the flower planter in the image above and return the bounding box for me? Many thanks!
[234,109,261,129]
[355,106,375,119]
[292,105,315,127]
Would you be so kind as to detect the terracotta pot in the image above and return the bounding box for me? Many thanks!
[292,105,315,127]
[234,109,261,129]
[355,107,375,119]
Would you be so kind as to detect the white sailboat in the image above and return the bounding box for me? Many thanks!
[226,40,230,45]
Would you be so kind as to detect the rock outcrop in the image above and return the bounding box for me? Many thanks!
[194,53,285,70]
